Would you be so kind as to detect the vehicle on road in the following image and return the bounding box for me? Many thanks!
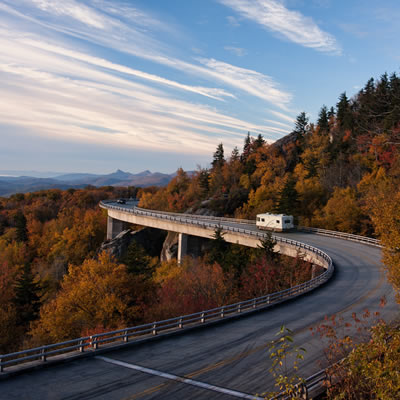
[117,199,126,204]
[256,213,294,232]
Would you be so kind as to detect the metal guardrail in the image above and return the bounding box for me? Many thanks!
[0,263,331,373]
[299,226,381,247]
[101,201,256,225]
[1,203,333,373]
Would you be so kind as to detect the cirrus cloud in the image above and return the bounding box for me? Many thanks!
[218,0,341,54]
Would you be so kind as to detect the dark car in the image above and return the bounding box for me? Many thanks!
[117,199,126,204]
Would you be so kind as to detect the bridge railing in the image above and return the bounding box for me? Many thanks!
[102,202,381,248]
[299,226,381,247]
[0,225,332,373]
[101,201,255,225]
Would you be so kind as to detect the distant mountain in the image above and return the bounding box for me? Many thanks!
[54,172,102,182]
[0,169,178,197]
[0,170,63,178]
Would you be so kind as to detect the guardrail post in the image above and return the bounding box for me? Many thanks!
[201,312,205,323]
[253,299,256,308]
[237,304,241,313]
[90,336,98,349]
[179,317,183,328]
[267,295,270,304]
[295,382,308,399]
[0,357,3,372]
[220,308,224,318]
[79,339,84,352]
[152,323,157,335]
[124,330,129,342]
[41,348,46,362]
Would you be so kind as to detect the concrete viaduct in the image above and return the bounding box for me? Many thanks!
[102,200,328,268]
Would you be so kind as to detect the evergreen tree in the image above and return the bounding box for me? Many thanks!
[241,132,252,163]
[13,264,41,325]
[122,241,155,279]
[274,176,299,216]
[257,232,277,262]
[389,73,400,128]
[198,168,210,196]
[336,92,353,131]
[14,210,28,242]
[212,143,225,169]
[254,134,265,149]
[294,112,309,139]
[317,105,329,132]
[231,146,240,161]
[206,227,229,271]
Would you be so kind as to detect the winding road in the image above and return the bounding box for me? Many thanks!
[1,205,398,399]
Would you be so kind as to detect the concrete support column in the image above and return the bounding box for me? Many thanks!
[311,264,317,280]
[107,216,129,240]
[178,233,188,264]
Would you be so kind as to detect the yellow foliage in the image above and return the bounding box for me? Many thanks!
[153,259,182,285]
[312,187,361,233]
[29,252,142,344]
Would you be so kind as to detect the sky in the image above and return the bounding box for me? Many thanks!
[1,0,400,174]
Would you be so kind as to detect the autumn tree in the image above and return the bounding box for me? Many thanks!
[0,261,19,352]
[312,187,362,233]
[29,252,154,344]
[150,259,233,320]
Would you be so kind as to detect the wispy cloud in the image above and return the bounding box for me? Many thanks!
[218,0,341,54]
[31,0,106,28]
[19,38,235,101]
[0,0,295,163]
[268,110,296,125]
[0,34,270,155]
[198,58,292,109]
[224,46,247,56]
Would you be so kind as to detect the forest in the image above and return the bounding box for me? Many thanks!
[1,71,400,398]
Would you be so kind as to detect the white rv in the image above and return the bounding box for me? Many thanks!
[256,213,294,232]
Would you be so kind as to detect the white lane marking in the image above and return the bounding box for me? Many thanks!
[96,356,264,400]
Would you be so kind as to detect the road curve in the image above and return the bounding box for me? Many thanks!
[1,207,398,400]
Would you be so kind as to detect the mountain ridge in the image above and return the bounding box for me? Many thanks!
[0,169,178,197]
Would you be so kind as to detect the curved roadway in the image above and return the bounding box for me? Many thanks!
[1,206,398,400]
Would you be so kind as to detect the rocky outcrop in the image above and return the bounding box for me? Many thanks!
[100,229,133,258]
[101,227,167,260]
[160,231,179,262]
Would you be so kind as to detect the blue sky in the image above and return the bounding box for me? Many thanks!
[1,0,400,174]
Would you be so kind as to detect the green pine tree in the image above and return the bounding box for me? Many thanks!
[14,210,28,242]
[122,241,155,278]
[274,176,299,216]
[317,105,329,133]
[257,232,277,262]
[13,264,41,326]
[212,143,225,169]
[206,226,229,270]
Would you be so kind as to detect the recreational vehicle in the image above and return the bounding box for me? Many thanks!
[256,213,294,232]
